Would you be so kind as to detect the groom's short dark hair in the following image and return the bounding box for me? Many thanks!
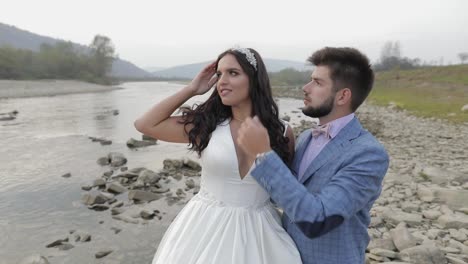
[308,47,374,111]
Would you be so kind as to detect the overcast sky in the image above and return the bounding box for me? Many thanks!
[2,0,468,69]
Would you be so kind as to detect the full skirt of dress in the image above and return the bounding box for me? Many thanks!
[152,190,302,264]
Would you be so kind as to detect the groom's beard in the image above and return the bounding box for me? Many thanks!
[302,94,335,118]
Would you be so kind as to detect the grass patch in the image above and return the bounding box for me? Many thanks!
[369,65,468,123]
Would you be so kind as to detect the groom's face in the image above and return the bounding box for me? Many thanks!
[301,66,336,118]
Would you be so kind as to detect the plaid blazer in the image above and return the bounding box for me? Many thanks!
[251,117,389,264]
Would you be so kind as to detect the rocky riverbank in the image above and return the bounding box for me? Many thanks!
[17,150,202,263]
[15,101,468,264]
[358,104,468,264]
[284,102,468,263]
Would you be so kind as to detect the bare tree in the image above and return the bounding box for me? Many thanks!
[458,52,468,64]
[380,41,401,61]
[374,41,417,71]
[89,35,115,78]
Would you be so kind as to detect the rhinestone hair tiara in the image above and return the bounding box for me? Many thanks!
[231,47,257,70]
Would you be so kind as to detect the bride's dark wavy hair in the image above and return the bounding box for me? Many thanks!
[179,48,290,164]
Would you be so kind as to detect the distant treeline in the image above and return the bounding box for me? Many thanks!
[0,35,115,84]
[116,68,313,87]
[269,68,311,87]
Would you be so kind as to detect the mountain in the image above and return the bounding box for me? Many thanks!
[0,22,151,78]
[151,59,312,79]
[263,58,311,72]
[144,66,166,72]
[151,62,210,79]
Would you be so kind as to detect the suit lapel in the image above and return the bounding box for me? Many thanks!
[292,131,312,177]
[299,118,363,184]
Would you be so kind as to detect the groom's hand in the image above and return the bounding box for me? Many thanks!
[238,116,272,156]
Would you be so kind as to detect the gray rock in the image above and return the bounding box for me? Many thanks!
[137,169,161,185]
[399,244,447,264]
[415,164,468,185]
[18,254,50,264]
[110,227,122,234]
[81,191,109,205]
[163,159,183,170]
[108,152,127,167]
[142,134,157,141]
[140,209,155,219]
[111,207,125,215]
[128,190,162,202]
[96,156,110,166]
[99,139,112,145]
[463,182,468,190]
[450,228,468,242]
[461,104,468,112]
[114,171,139,179]
[413,164,451,184]
[57,243,74,251]
[152,186,170,193]
[185,179,196,189]
[448,239,468,255]
[382,208,423,227]
[81,185,92,191]
[74,231,91,242]
[103,170,114,177]
[45,237,68,248]
[389,222,419,251]
[367,238,397,251]
[92,178,106,188]
[401,201,420,213]
[107,183,126,194]
[446,256,468,264]
[369,248,398,259]
[112,215,139,224]
[126,138,157,148]
[366,252,390,262]
[380,261,411,264]
[438,214,468,229]
[427,229,444,240]
[90,136,112,145]
[112,201,124,208]
[441,247,461,254]
[0,111,17,121]
[434,188,468,210]
[417,185,435,202]
[95,249,113,258]
[183,158,202,171]
[88,204,109,211]
[423,210,442,220]
[176,188,186,197]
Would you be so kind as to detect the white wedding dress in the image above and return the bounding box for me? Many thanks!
[152,120,302,264]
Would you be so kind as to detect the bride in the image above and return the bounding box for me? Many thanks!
[134,47,302,264]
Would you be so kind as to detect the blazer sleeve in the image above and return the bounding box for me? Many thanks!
[250,143,389,238]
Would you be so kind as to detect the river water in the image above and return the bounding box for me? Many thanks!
[0,82,306,263]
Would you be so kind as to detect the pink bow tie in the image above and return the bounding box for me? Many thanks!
[312,123,331,139]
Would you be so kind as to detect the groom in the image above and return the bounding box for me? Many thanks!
[238,47,389,264]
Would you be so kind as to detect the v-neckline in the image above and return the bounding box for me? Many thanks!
[226,120,250,181]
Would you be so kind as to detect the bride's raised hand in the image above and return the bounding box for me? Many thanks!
[188,61,218,95]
